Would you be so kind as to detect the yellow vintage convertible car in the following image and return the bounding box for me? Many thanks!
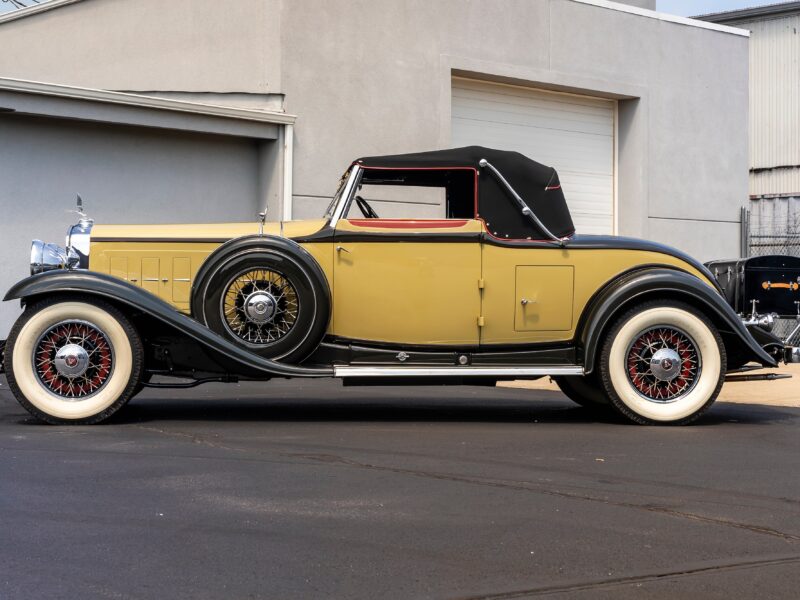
[2,147,797,425]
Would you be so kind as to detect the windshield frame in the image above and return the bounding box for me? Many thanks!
[327,165,361,228]
[323,168,351,219]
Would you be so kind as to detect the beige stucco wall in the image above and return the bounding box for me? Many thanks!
[0,0,280,93]
[0,0,748,263]
[278,0,748,262]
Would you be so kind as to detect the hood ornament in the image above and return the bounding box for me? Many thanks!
[69,194,93,228]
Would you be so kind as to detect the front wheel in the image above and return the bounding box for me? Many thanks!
[5,297,144,424]
[599,301,726,425]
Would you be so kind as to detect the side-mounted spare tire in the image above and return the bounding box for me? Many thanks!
[191,236,331,364]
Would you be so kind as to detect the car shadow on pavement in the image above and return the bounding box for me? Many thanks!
[2,378,797,426]
[104,386,799,427]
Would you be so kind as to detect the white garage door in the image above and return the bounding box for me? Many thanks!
[451,78,615,235]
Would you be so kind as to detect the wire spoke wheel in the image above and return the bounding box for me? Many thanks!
[625,326,701,403]
[33,320,115,400]
[221,267,300,346]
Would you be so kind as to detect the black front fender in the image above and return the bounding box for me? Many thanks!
[4,270,334,378]
[578,268,778,373]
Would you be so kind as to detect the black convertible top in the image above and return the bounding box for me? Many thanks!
[356,146,575,239]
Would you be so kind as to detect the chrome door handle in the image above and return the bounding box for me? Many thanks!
[336,245,351,254]
[520,298,535,306]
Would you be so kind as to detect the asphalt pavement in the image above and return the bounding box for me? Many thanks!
[1,377,799,599]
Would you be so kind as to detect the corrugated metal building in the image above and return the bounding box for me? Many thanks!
[702,2,800,252]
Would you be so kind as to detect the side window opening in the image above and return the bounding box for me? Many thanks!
[345,169,474,220]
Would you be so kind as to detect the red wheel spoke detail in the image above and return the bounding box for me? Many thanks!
[34,320,114,400]
[625,326,699,402]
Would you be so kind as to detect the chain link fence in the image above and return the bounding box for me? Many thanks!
[744,199,800,341]
[746,197,800,258]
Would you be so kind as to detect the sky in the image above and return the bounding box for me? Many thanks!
[0,0,787,17]
[656,0,780,16]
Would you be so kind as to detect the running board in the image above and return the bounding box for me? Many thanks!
[334,365,584,378]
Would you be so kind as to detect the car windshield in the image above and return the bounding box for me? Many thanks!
[323,168,352,218]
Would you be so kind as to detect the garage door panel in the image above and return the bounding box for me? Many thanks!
[453,103,613,137]
[454,88,614,133]
[569,213,613,235]
[454,84,615,116]
[452,79,615,235]
[452,121,612,176]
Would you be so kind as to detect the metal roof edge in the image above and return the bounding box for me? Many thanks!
[694,1,800,24]
[2,0,752,38]
[570,0,751,37]
[0,0,86,26]
[0,77,296,125]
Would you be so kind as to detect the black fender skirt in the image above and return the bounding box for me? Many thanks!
[579,267,778,373]
[3,270,334,378]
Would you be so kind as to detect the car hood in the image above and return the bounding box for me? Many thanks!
[91,220,328,242]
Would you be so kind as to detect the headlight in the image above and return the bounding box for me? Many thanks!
[29,217,92,276]
[30,240,78,275]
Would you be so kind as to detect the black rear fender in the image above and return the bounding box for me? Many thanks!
[578,268,778,374]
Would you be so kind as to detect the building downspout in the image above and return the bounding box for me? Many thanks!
[282,123,294,221]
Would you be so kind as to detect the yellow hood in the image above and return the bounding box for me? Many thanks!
[91,220,327,241]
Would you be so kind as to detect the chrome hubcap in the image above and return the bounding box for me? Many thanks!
[221,268,299,345]
[54,344,90,378]
[649,348,682,382]
[626,326,701,403]
[244,292,277,324]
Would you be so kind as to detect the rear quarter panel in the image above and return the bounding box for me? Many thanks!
[480,244,715,345]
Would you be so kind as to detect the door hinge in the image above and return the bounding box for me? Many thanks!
[478,278,485,289]
[477,316,485,327]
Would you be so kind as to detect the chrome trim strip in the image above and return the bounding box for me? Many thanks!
[334,365,584,378]
[479,158,568,247]
[91,237,232,243]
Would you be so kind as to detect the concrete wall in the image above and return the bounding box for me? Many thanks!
[280,0,748,262]
[0,0,281,94]
[618,0,656,9]
[0,0,748,260]
[0,114,266,333]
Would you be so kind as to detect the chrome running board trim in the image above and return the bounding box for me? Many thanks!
[334,365,584,378]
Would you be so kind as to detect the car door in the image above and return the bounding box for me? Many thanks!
[479,240,577,346]
[331,218,483,346]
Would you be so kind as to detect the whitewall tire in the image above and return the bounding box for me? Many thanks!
[599,301,726,425]
[5,297,144,424]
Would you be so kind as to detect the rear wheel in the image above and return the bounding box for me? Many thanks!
[553,373,609,408]
[5,297,144,424]
[599,301,726,425]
